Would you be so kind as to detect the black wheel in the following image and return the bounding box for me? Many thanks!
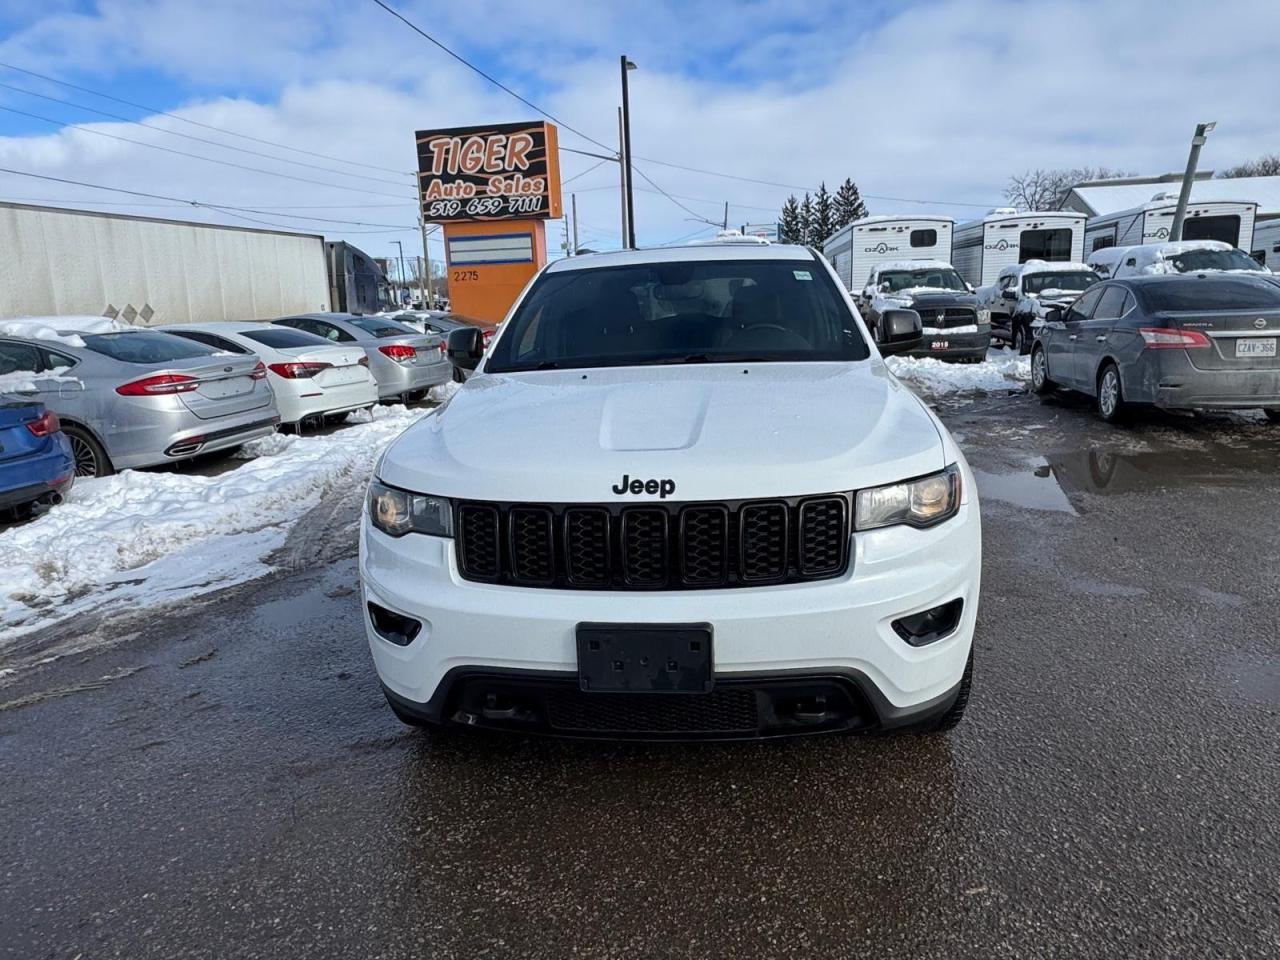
[1096,362,1127,423]
[1030,345,1055,395]
[62,424,113,477]
[924,651,972,733]
[1013,320,1031,356]
[1264,409,1280,424]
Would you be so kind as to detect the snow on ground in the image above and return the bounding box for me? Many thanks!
[0,403,427,651]
[887,350,1030,395]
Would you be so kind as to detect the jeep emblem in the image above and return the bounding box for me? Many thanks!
[612,474,676,499]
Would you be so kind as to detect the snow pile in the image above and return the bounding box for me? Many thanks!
[0,319,90,348]
[887,352,1030,395]
[875,259,955,273]
[0,371,84,395]
[0,404,427,642]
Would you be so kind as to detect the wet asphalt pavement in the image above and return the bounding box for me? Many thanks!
[3,386,1279,959]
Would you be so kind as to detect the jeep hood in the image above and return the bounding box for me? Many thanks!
[377,362,948,502]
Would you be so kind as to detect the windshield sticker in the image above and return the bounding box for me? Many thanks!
[793,270,812,281]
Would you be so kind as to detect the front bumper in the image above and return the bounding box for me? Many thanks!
[360,489,981,739]
[908,328,991,360]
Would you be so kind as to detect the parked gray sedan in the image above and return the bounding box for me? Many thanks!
[1031,274,1280,423]
[0,319,279,476]
[271,313,448,401]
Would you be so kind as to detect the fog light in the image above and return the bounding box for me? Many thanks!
[892,598,964,647]
[367,602,421,646]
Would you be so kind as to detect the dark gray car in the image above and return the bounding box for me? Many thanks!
[1030,274,1280,423]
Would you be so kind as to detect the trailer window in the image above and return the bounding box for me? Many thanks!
[1020,229,1072,262]
[909,229,937,248]
[1180,215,1241,246]
[1091,235,1115,252]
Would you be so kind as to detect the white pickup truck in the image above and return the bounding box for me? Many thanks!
[359,242,981,740]
[979,260,1101,354]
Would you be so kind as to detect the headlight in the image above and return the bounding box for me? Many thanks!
[976,307,991,325]
[856,465,961,531]
[367,479,453,537]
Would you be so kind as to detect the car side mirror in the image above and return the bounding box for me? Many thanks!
[877,308,923,357]
[446,326,484,371]
[1001,289,1017,301]
[1042,306,1064,325]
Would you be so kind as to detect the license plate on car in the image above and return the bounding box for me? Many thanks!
[930,340,950,350]
[200,377,251,398]
[328,366,365,384]
[576,622,713,693]
[1236,337,1277,358]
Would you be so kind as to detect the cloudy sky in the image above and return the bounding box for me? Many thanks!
[0,0,1277,268]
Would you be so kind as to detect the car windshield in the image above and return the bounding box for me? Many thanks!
[1164,247,1266,273]
[241,328,331,349]
[878,268,966,292]
[486,258,870,373]
[1139,276,1280,312]
[1022,271,1099,295]
[81,331,215,364]
[348,317,417,338]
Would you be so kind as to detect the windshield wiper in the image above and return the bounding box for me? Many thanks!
[534,360,560,370]
[658,353,771,365]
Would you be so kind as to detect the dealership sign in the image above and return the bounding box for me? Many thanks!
[416,121,563,223]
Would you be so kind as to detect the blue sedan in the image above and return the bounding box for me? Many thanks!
[0,397,75,518]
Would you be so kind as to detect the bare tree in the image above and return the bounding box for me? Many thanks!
[1217,153,1280,178]
[1004,166,1137,211]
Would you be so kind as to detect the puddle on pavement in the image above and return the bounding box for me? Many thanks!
[971,463,1076,514]
[1219,653,1280,707]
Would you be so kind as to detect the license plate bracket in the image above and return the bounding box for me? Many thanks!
[576,622,714,694]
[1235,337,1277,358]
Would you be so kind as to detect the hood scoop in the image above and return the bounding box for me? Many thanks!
[598,382,710,451]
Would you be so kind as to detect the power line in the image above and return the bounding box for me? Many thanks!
[0,78,413,187]
[0,60,410,176]
[0,166,429,233]
[562,158,610,186]
[630,165,723,225]
[0,104,417,201]
[367,0,614,154]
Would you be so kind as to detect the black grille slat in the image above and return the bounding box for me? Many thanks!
[508,506,555,584]
[621,509,668,585]
[564,508,610,585]
[457,504,501,579]
[680,506,728,585]
[798,498,847,576]
[546,689,758,733]
[740,502,788,582]
[455,494,851,590]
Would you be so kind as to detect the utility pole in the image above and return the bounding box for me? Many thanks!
[572,193,579,256]
[415,174,436,310]
[620,56,638,248]
[391,240,406,305]
[1170,121,1216,242]
[617,107,629,248]
[723,201,729,230]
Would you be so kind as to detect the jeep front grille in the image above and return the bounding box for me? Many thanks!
[455,494,851,590]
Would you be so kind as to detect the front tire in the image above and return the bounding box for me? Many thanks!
[1030,345,1055,395]
[1096,362,1127,423]
[1013,320,1031,356]
[63,424,113,477]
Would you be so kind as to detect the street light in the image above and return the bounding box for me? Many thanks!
[1169,121,1216,242]
[620,55,637,249]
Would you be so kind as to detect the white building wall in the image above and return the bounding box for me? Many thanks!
[0,203,331,324]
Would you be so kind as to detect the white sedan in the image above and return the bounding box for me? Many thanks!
[160,322,377,426]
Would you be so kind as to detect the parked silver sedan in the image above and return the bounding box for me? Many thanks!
[0,319,279,476]
[271,313,448,401]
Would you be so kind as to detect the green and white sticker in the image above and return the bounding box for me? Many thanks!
[793,270,812,280]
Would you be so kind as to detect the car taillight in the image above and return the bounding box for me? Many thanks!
[26,410,60,437]
[116,374,199,395]
[251,361,267,380]
[268,361,332,379]
[379,344,417,361]
[1139,327,1211,349]
[438,342,447,355]
[358,356,370,366]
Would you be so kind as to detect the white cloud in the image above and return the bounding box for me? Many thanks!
[0,0,1277,267]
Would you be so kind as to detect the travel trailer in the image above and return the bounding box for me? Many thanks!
[823,215,954,291]
[1083,197,1257,255]
[952,209,1086,288]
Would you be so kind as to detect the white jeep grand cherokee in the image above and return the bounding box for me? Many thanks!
[360,242,981,740]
